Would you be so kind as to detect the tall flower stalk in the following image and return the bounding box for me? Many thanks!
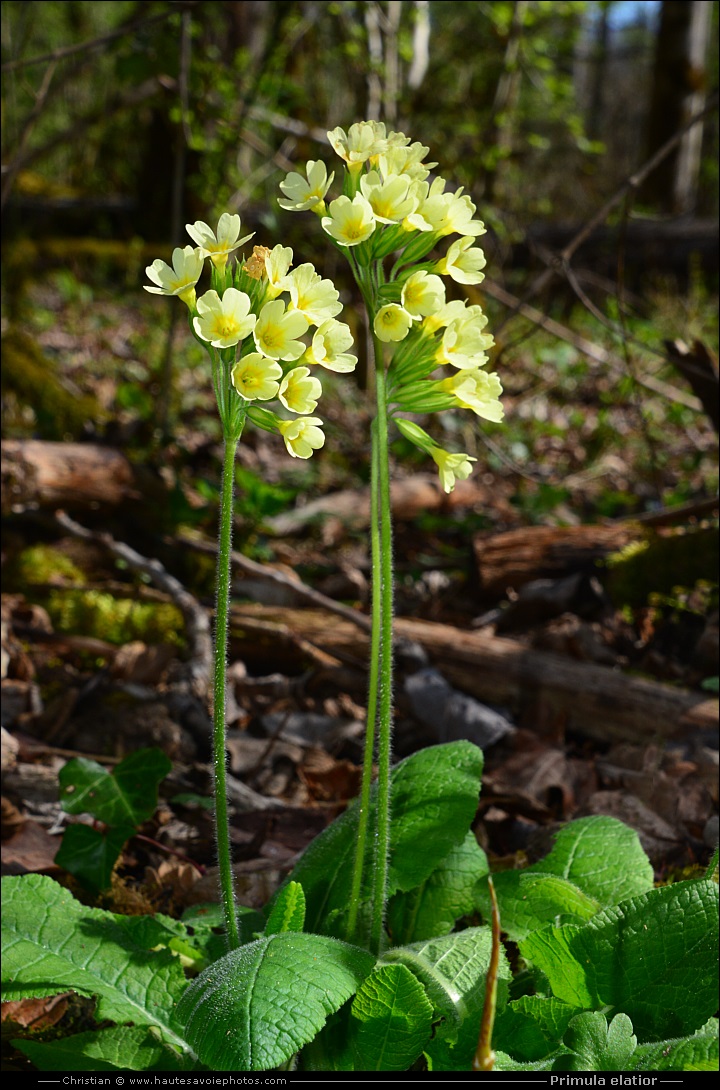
[279,122,504,955]
[145,217,356,950]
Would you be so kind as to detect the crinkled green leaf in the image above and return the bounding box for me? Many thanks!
[1,875,191,1058]
[54,822,135,892]
[387,831,488,944]
[264,881,305,935]
[631,1020,719,1072]
[553,1012,637,1071]
[300,1005,356,1071]
[477,870,601,942]
[386,926,511,1071]
[381,927,504,1039]
[522,880,719,1041]
[176,932,374,1071]
[59,747,171,825]
[532,816,654,905]
[494,995,581,1062]
[283,742,484,938]
[14,1027,191,1072]
[494,1048,570,1071]
[349,963,433,1070]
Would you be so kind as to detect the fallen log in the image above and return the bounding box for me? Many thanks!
[1,439,166,514]
[473,523,637,597]
[229,603,718,745]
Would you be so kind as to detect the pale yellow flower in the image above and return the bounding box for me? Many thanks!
[378,141,434,182]
[422,298,468,334]
[254,299,308,360]
[436,307,494,368]
[193,288,256,348]
[231,354,282,401]
[278,416,325,459]
[440,369,504,422]
[359,171,417,224]
[431,447,477,493]
[186,214,254,269]
[144,246,204,308]
[400,271,446,319]
[278,366,322,414]
[436,236,487,285]
[286,264,342,325]
[321,195,376,247]
[265,245,294,298]
[374,304,413,343]
[306,319,357,373]
[279,160,335,211]
[328,122,387,172]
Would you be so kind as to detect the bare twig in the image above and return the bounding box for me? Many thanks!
[1,3,200,73]
[1,61,57,209]
[175,534,372,635]
[480,279,703,411]
[55,511,212,698]
[496,91,719,333]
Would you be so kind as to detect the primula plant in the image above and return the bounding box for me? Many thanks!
[146,214,357,953]
[2,125,718,1076]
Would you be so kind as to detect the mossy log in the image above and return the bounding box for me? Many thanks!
[2,328,100,439]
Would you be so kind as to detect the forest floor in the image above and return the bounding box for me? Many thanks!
[1,263,718,1047]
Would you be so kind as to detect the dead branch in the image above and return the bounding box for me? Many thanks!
[481,279,702,412]
[228,603,717,746]
[175,535,371,635]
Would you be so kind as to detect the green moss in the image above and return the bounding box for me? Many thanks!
[45,589,185,647]
[12,544,86,588]
[9,545,185,646]
[1,328,101,439]
[604,524,719,608]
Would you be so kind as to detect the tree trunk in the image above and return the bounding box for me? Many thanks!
[643,0,713,213]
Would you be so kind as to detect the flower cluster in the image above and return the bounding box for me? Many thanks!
[278,120,502,490]
[144,214,356,457]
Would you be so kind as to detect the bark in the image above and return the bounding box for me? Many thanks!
[228,603,717,745]
[1,439,166,515]
[472,523,638,597]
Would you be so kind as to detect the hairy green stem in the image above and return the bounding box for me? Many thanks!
[346,423,381,943]
[214,431,242,950]
[370,339,394,957]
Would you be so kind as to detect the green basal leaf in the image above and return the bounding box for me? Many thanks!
[631,1020,719,1072]
[477,870,601,942]
[14,1026,192,1072]
[264,881,306,935]
[494,1048,570,1071]
[553,1011,637,1071]
[521,879,719,1041]
[531,816,654,905]
[299,1004,357,1072]
[387,830,488,944]
[494,995,582,1062]
[415,927,511,1072]
[181,903,265,958]
[349,963,434,1071]
[1,875,192,1059]
[54,822,135,892]
[281,741,484,939]
[176,931,374,1071]
[59,747,171,826]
